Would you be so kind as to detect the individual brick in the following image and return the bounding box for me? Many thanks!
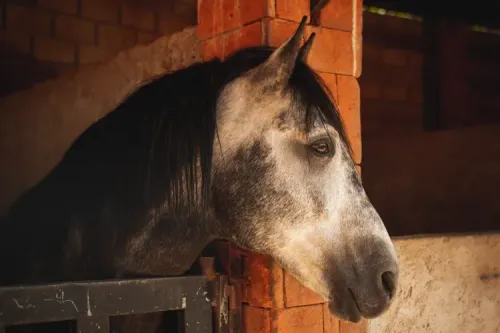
[6,4,52,37]
[337,75,361,164]
[317,0,352,31]
[0,30,32,55]
[274,304,324,333]
[275,0,310,22]
[202,21,263,61]
[223,21,263,57]
[34,37,76,63]
[38,0,77,15]
[245,253,284,309]
[198,0,240,40]
[55,15,95,45]
[305,26,353,75]
[284,272,325,307]
[121,4,155,31]
[318,72,339,105]
[201,36,223,61]
[266,18,300,47]
[323,303,341,333]
[243,305,271,333]
[240,0,273,25]
[81,0,119,24]
[98,24,136,51]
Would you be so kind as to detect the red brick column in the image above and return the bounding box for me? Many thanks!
[198,1,365,332]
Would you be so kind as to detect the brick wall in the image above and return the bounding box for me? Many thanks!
[0,0,196,97]
[359,11,500,236]
[198,0,366,332]
[360,11,500,140]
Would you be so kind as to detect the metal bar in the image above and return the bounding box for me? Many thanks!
[183,277,214,333]
[77,316,109,333]
[0,276,210,327]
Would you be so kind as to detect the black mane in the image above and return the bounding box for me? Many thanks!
[0,46,350,284]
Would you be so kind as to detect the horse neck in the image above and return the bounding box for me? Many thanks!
[115,205,217,277]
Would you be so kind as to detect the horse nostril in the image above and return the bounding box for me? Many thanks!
[381,271,396,300]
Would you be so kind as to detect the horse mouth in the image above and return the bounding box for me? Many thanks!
[328,288,362,323]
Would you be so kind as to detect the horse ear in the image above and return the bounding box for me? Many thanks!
[252,16,308,86]
[298,32,316,62]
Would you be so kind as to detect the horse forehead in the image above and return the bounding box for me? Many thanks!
[223,77,295,115]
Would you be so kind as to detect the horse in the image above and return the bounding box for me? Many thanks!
[0,17,399,332]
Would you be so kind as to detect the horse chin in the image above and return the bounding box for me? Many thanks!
[328,289,362,323]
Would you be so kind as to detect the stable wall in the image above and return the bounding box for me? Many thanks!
[369,234,500,333]
[359,12,500,236]
[0,0,198,215]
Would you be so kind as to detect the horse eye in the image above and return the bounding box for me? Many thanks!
[310,140,331,156]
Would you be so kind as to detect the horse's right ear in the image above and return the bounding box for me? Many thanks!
[251,16,308,87]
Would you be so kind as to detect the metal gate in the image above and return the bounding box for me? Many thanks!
[0,256,243,333]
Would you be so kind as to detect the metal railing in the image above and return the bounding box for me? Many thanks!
[0,275,220,333]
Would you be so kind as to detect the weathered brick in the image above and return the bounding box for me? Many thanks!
[6,5,52,37]
[98,24,136,50]
[274,304,324,333]
[198,0,239,40]
[137,32,159,45]
[323,303,340,333]
[198,0,274,40]
[82,0,119,23]
[202,21,263,61]
[318,72,339,105]
[121,4,155,31]
[275,0,309,22]
[267,18,300,47]
[34,37,75,63]
[243,306,271,333]
[337,75,361,164]
[339,319,368,333]
[0,30,31,55]
[55,15,95,45]
[78,44,116,64]
[224,21,262,57]
[284,272,325,307]
[240,0,273,25]
[305,26,353,75]
[318,0,352,31]
[38,0,77,15]
[246,254,284,308]
[201,36,223,61]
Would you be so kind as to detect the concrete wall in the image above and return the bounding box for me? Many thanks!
[369,233,500,333]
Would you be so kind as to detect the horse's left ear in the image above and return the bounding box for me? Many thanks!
[252,16,308,86]
[298,32,316,62]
